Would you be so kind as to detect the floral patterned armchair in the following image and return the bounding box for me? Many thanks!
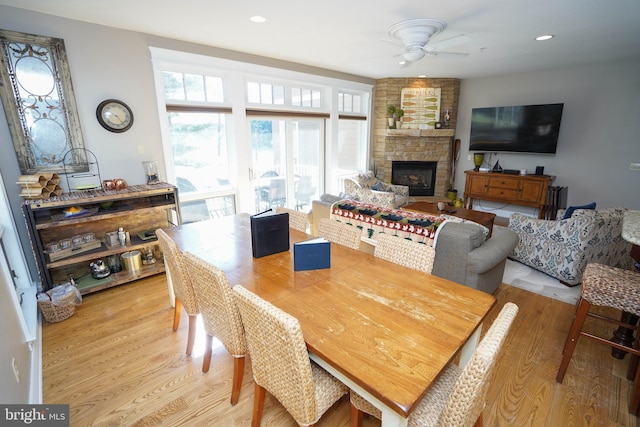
[508,207,633,286]
[343,171,409,209]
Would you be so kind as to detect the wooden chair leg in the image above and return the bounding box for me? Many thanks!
[202,334,213,373]
[631,356,640,415]
[172,297,183,331]
[252,383,266,427]
[630,334,640,414]
[230,356,245,405]
[350,402,363,427]
[186,314,197,356]
[474,413,484,427]
[557,298,591,383]
[628,328,640,381]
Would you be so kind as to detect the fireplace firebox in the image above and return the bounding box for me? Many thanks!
[391,161,437,196]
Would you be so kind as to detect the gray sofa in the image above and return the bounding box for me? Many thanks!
[309,195,519,294]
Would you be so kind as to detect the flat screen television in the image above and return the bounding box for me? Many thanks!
[469,103,564,154]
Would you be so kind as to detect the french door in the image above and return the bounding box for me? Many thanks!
[249,117,323,213]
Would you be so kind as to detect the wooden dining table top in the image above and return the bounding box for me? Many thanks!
[163,213,496,418]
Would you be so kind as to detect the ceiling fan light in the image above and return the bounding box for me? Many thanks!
[403,48,425,62]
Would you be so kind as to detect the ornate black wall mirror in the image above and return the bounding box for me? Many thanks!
[0,29,86,174]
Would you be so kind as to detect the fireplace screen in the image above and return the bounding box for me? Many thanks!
[391,161,437,196]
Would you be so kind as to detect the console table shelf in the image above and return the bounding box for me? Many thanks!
[23,183,180,295]
[463,170,554,219]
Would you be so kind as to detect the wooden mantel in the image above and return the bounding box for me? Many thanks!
[385,129,456,137]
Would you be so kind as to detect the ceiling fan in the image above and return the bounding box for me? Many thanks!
[387,18,471,65]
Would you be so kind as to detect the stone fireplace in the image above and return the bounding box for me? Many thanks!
[392,161,437,196]
[372,78,461,199]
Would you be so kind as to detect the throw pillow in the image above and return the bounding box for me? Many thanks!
[563,202,596,219]
[372,181,386,191]
[358,172,379,187]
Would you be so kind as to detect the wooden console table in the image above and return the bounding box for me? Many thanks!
[464,170,554,219]
[23,183,180,294]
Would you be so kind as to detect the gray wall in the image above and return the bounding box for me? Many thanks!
[453,59,640,216]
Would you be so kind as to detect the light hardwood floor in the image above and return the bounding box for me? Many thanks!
[43,274,638,426]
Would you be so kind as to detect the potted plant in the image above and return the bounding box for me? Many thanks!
[386,105,397,129]
[395,108,404,129]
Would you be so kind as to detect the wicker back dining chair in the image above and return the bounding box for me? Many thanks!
[374,233,436,274]
[155,229,199,356]
[232,285,348,427]
[350,302,519,427]
[318,218,361,250]
[276,206,310,233]
[182,252,247,405]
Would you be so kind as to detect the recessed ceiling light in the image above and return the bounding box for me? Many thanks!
[250,16,266,23]
[535,34,554,41]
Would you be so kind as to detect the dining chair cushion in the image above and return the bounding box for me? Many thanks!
[581,263,640,316]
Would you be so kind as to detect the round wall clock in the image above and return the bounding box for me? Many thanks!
[96,99,134,133]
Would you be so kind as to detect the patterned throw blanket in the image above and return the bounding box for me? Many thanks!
[330,199,446,246]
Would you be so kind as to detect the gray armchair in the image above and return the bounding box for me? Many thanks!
[432,222,520,294]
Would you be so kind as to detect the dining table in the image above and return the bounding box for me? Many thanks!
[162,213,496,427]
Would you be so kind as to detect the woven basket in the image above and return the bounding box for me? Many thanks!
[37,285,79,323]
[38,299,75,323]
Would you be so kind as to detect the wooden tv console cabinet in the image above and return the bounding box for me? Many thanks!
[463,170,554,219]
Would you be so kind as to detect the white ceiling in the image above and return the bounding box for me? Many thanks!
[2,0,640,80]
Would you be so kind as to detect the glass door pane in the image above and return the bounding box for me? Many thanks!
[292,120,321,213]
[251,119,287,212]
[250,118,323,213]
[166,111,234,223]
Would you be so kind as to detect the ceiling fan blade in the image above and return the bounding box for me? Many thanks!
[425,51,469,59]
[425,34,471,51]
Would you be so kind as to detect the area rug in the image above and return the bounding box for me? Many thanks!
[502,258,581,305]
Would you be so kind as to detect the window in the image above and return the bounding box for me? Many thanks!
[338,92,363,113]
[161,70,236,224]
[291,87,321,108]
[247,81,285,105]
[164,72,224,102]
[151,48,372,217]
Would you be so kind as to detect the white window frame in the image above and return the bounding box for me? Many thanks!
[150,47,372,213]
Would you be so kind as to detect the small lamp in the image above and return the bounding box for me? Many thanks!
[473,153,484,171]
